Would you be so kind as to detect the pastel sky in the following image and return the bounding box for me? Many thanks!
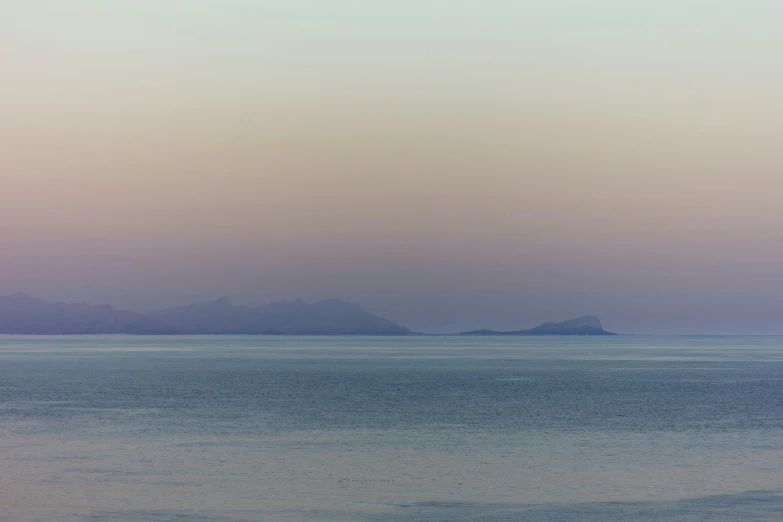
[2,1,782,333]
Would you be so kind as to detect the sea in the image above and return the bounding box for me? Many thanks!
[1,335,782,521]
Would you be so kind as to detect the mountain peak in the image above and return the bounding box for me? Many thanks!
[561,316,603,330]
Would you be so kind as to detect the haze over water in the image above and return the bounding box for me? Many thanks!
[3,3,783,521]
[2,335,782,521]
[3,2,783,334]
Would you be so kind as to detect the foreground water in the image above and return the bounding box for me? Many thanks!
[1,335,782,521]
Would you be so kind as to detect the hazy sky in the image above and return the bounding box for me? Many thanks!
[2,1,783,333]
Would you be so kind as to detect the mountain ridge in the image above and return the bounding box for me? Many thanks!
[0,294,615,336]
[0,294,411,335]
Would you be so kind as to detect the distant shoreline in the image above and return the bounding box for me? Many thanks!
[1,294,615,337]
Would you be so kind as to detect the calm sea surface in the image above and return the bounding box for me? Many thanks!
[1,335,782,521]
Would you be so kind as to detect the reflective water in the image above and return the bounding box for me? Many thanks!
[1,335,782,521]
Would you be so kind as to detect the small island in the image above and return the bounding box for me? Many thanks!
[460,316,615,336]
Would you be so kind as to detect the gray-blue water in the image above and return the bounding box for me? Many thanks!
[1,335,782,521]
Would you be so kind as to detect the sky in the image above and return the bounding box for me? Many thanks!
[1,1,783,334]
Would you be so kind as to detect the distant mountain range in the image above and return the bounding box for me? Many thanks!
[0,294,614,336]
[0,294,411,335]
[460,316,615,336]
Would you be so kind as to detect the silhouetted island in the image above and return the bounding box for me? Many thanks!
[460,316,615,336]
[0,294,617,336]
[0,294,411,335]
